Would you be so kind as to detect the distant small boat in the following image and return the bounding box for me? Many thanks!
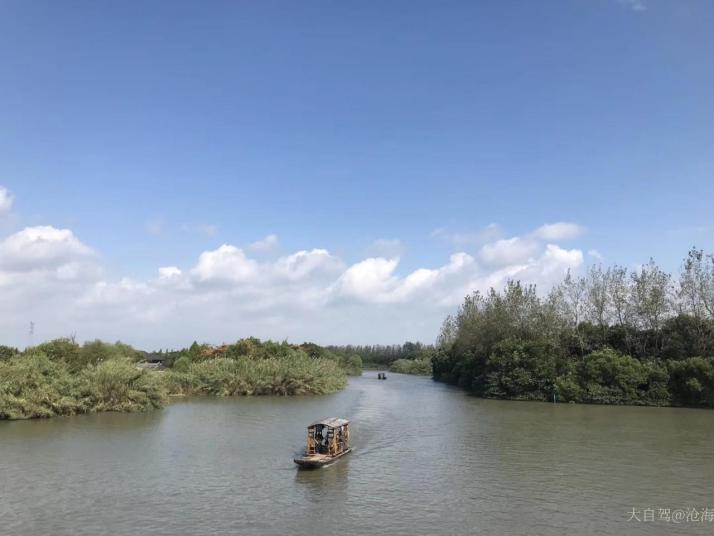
[294,417,352,468]
[377,372,387,380]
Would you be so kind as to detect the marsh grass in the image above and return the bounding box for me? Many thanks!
[164,354,346,396]
[0,338,351,420]
[0,352,165,420]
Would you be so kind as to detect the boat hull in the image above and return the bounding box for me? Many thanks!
[293,448,352,468]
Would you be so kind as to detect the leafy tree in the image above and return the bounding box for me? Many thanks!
[607,265,631,327]
[631,259,671,353]
[576,349,648,404]
[586,265,609,335]
[433,247,714,408]
[482,340,561,400]
[668,357,714,407]
[679,248,714,319]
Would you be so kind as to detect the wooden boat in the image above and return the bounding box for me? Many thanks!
[294,417,351,468]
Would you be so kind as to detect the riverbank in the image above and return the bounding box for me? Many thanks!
[0,338,358,420]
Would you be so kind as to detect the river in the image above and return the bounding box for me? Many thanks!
[1,373,713,535]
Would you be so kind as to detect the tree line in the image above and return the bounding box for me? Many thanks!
[327,341,434,367]
[433,248,714,407]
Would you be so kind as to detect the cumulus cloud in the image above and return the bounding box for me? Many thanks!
[274,249,344,281]
[0,226,94,272]
[333,257,400,303]
[330,253,475,305]
[0,225,102,343]
[479,237,540,266]
[0,218,588,347]
[249,234,279,252]
[0,187,13,216]
[192,244,258,284]
[158,266,182,279]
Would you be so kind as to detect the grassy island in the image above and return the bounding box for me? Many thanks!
[0,338,361,420]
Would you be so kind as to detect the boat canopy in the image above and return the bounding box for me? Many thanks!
[308,417,349,428]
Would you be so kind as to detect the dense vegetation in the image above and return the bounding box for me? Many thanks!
[434,248,714,408]
[389,357,433,375]
[0,340,165,420]
[328,341,434,370]
[0,338,358,420]
[164,339,351,396]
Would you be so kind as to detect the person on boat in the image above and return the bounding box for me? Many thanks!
[317,427,328,453]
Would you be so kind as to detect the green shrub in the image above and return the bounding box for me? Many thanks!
[80,358,166,412]
[28,338,140,373]
[0,352,166,420]
[172,355,192,373]
[165,352,346,397]
[34,338,81,364]
[0,337,351,420]
[341,354,363,376]
[668,357,714,407]
[76,340,138,371]
[0,352,84,419]
[554,375,583,402]
[389,357,432,376]
[480,340,560,400]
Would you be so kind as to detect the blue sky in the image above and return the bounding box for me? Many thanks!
[1,0,713,348]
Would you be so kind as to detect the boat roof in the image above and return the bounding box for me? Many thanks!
[308,417,349,428]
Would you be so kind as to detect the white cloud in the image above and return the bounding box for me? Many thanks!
[0,226,101,343]
[249,234,279,252]
[333,257,400,303]
[479,237,540,266]
[588,249,604,261]
[0,226,94,272]
[529,244,584,278]
[158,266,182,279]
[191,244,258,284]
[0,187,13,216]
[80,278,154,307]
[531,222,584,241]
[447,244,583,308]
[274,249,344,281]
[331,252,477,305]
[0,215,590,348]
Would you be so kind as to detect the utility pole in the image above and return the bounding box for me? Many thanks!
[29,321,34,348]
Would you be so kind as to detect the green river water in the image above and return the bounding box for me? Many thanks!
[1,373,713,535]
